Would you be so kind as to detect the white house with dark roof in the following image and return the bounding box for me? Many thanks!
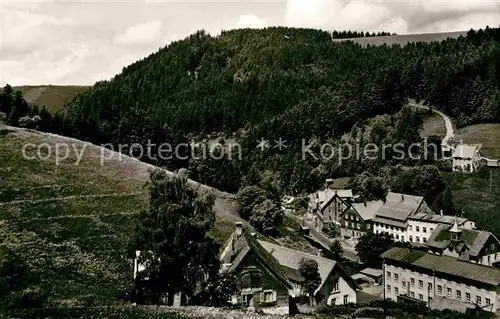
[308,182,355,231]
[258,240,360,306]
[407,211,475,244]
[381,246,500,313]
[339,200,384,239]
[452,144,482,172]
[372,192,429,241]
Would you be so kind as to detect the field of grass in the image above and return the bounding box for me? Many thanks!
[420,113,446,140]
[12,85,89,113]
[454,124,500,159]
[0,126,240,307]
[444,168,500,236]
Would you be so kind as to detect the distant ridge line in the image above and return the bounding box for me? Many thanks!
[332,30,468,47]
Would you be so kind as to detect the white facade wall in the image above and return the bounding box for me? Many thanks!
[373,223,408,242]
[384,263,499,312]
[452,150,481,172]
[480,253,500,267]
[326,276,357,306]
[407,220,437,244]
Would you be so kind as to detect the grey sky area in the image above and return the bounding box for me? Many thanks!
[1,0,499,85]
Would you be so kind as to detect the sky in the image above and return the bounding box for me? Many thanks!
[1,0,499,86]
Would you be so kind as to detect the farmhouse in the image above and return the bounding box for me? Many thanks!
[452,144,482,172]
[258,240,360,306]
[381,246,500,313]
[219,222,293,308]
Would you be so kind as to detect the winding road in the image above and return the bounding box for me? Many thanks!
[409,101,454,149]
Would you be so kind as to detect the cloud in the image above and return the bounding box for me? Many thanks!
[113,20,163,46]
[284,0,499,34]
[235,14,267,29]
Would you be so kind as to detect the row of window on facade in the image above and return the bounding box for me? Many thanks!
[386,271,491,306]
[344,222,369,230]
[375,230,428,243]
[374,223,434,234]
[387,284,490,306]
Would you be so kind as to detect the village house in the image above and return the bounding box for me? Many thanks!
[372,192,429,241]
[339,200,383,239]
[258,240,360,306]
[372,192,475,245]
[452,144,482,172]
[308,179,355,231]
[219,222,360,308]
[219,222,293,308]
[426,219,500,267]
[381,246,500,313]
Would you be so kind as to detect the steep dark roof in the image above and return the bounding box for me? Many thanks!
[220,229,292,289]
[381,247,500,286]
[426,224,497,257]
[375,192,423,221]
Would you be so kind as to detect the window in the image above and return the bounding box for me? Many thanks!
[416,226,420,232]
[430,228,434,232]
[402,281,406,288]
[419,294,423,300]
[409,235,413,242]
[456,290,461,300]
[428,283,433,291]
[395,287,399,295]
[387,271,391,280]
[396,234,399,240]
[410,278,415,287]
[343,295,348,304]
[447,287,452,298]
[262,290,276,303]
[423,237,427,243]
[410,291,415,298]
[334,280,339,292]
[409,225,413,231]
[437,285,442,295]
[486,298,491,305]
[418,280,423,289]
[387,285,391,293]
[394,273,399,282]
[416,236,420,242]
[423,227,427,233]
[477,296,482,305]
[466,292,471,302]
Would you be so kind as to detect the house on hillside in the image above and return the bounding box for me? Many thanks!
[339,200,384,239]
[381,246,500,313]
[219,222,293,309]
[219,222,360,308]
[452,144,482,172]
[258,240,360,306]
[426,220,500,267]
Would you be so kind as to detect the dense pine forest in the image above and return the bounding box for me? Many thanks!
[9,27,500,198]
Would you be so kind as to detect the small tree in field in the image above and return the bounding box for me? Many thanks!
[355,232,395,268]
[298,258,321,306]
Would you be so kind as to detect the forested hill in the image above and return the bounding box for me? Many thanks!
[61,26,500,193]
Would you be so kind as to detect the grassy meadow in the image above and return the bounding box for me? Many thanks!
[0,126,239,307]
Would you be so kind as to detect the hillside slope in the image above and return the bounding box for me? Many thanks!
[12,85,89,112]
[0,125,238,307]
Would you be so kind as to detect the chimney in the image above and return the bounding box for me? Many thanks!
[440,210,443,216]
[235,222,243,236]
[401,194,404,201]
[317,249,322,257]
